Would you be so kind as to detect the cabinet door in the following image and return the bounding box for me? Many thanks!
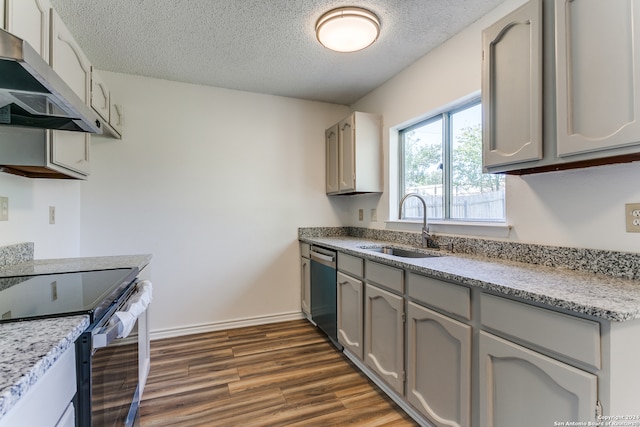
[482,0,542,169]
[300,256,311,316]
[49,10,91,176]
[5,0,52,61]
[338,115,356,193]
[407,302,471,427]
[479,331,598,427]
[556,0,640,157]
[337,271,363,359]
[364,283,403,394]
[91,68,110,122]
[325,124,339,194]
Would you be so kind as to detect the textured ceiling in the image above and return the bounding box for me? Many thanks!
[49,0,505,105]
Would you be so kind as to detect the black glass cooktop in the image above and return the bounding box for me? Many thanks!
[0,267,139,323]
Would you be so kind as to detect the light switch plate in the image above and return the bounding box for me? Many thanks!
[625,203,640,232]
[0,197,8,221]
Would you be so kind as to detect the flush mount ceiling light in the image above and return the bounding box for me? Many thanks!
[315,7,380,53]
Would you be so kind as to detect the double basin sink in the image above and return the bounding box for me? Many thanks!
[361,246,442,259]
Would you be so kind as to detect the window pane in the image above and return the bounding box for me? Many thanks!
[451,103,505,220]
[402,117,444,219]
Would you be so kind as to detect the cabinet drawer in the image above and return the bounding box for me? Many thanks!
[407,273,470,320]
[365,261,403,293]
[338,252,363,278]
[300,242,310,258]
[480,293,601,369]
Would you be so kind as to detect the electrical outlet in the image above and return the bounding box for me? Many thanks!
[625,203,640,232]
[358,209,364,221]
[49,206,55,225]
[0,197,7,221]
[371,208,377,222]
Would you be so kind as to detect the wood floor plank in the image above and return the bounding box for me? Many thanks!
[140,319,418,426]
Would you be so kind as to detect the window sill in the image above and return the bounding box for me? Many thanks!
[386,219,512,239]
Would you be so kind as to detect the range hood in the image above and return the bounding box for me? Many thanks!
[0,28,102,134]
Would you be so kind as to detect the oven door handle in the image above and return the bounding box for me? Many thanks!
[93,322,120,349]
[92,280,153,350]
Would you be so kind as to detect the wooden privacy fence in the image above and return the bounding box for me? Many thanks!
[402,189,504,220]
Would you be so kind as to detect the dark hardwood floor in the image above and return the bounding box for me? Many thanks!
[139,319,418,426]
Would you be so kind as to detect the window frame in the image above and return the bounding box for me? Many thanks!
[398,97,505,223]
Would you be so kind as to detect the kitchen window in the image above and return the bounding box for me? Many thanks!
[400,99,505,222]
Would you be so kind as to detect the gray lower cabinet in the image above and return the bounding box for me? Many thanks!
[478,331,598,427]
[300,256,310,316]
[323,251,639,425]
[364,283,404,394]
[406,302,471,427]
[337,271,363,359]
[300,243,311,317]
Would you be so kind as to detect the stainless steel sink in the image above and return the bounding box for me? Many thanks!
[363,246,439,258]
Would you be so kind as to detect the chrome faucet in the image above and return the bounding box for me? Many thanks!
[399,193,435,248]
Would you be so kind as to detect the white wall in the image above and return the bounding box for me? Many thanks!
[0,172,81,258]
[350,0,640,253]
[79,72,350,335]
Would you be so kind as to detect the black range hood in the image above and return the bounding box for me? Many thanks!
[0,27,102,134]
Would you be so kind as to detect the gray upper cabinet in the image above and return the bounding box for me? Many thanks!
[1,1,123,179]
[0,0,91,179]
[555,0,640,158]
[325,124,339,194]
[4,0,52,61]
[49,8,91,178]
[325,112,382,195]
[482,0,542,169]
[91,67,123,139]
[483,0,640,174]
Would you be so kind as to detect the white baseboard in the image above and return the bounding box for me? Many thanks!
[149,311,305,340]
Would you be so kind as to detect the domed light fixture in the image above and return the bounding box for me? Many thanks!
[316,7,380,53]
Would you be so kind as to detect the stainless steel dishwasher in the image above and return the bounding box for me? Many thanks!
[310,245,342,350]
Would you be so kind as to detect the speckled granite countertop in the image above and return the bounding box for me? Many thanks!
[301,235,640,322]
[0,316,89,419]
[0,248,152,420]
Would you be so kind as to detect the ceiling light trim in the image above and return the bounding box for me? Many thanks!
[315,7,380,53]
